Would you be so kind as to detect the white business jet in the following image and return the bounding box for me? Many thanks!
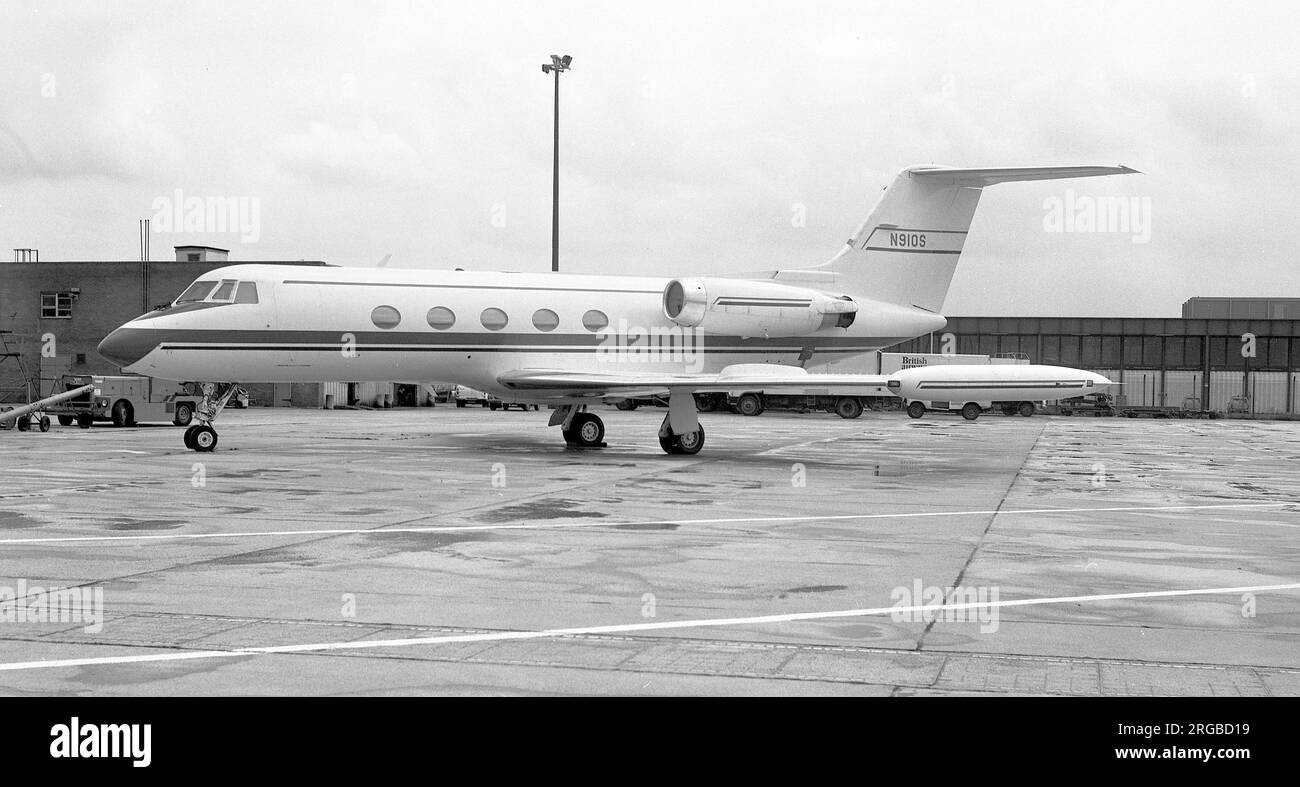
[98,164,1134,453]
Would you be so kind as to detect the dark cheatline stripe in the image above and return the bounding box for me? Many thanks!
[116,327,908,350]
[160,345,884,355]
[861,247,962,255]
[283,280,662,294]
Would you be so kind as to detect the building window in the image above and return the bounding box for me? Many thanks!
[371,305,401,329]
[531,308,559,332]
[187,253,201,262]
[427,307,456,330]
[582,309,608,332]
[480,308,509,331]
[40,291,73,319]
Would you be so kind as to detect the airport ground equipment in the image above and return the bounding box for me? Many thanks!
[0,383,95,432]
[42,374,199,427]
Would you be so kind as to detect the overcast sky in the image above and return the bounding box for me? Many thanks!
[2,0,1297,316]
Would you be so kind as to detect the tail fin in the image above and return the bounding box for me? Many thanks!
[823,165,1137,312]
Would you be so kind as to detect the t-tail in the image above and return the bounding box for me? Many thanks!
[819,165,1138,312]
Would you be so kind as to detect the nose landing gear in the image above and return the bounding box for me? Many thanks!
[182,382,244,452]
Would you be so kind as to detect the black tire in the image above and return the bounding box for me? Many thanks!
[906,401,926,419]
[694,394,718,413]
[174,402,194,427]
[38,416,50,432]
[658,431,681,454]
[1001,403,1017,416]
[736,393,764,417]
[111,400,132,427]
[57,415,73,426]
[184,424,198,449]
[16,417,30,432]
[1018,401,1035,417]
[191,424,218,452]
[570,413,605,447]
[834,397,864,419]
[675,426,705,455]
[76,413,93,429]
[456,400,466,408]
[615,399,637,411]
[489,401,500,411]
[961,403,982,421]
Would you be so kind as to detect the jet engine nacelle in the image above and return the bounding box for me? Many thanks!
[662,277,858,338]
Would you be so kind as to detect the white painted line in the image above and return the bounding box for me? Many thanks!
[1,582,1295,673]
[0,501,1293,546]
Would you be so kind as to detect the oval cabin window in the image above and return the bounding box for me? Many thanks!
[531,309,560,332]
[582,310,609,332]
[427,306,456,330]
[371,305,401,329]
[480,307,509,331]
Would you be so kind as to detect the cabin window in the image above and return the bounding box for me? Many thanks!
[427,306,456,330]
[582,310,608,332]
[531,309,560,332]
[480,308,509,331]
[235,282,259,304]
[177,280,217,304]
[210,279,238,302]
[371,305,401,329]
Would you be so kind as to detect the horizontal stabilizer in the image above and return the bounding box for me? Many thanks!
[908,164,1139,186]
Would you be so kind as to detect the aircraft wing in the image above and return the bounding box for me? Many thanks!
[497,366,891,399]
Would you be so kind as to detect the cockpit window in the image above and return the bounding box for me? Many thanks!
[235,282,259,304]
[176,280,218,304]
[210,280,238,302]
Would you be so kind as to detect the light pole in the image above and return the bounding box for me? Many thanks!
[541,54,572,272]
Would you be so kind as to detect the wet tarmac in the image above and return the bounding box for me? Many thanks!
[1,406,1297,695]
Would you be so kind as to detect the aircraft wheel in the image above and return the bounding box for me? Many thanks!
[191,425,218,452]
[184,424,199,449]
[736,393,764,417]
[658,432,681,454]
[38,416,51,432]
[961,403,982,421]
[1018,401,1035,417]
[906,401,926,419]
[57,415,73,426]
[834,397,864,419]
[675,426,705,455]
[570,413,605,447]
[174,403,194,426]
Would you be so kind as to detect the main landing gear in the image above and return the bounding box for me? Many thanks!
[550,389,706,455]
[182,382,244,452]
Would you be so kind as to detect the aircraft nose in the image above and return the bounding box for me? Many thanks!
[97,327,157,368]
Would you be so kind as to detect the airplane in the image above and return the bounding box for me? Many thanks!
[98,164,1136,453]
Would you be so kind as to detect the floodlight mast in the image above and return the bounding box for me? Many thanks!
[541,54,571,271]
